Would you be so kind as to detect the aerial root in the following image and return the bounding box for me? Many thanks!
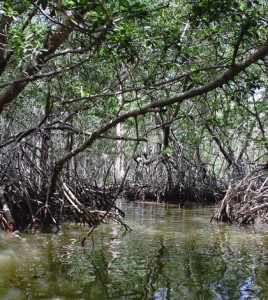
[211,168,268,225]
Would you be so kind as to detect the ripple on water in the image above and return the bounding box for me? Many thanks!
[0,249,15,263]
[0,203,268,300]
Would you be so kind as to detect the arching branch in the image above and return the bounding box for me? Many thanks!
[46,42,268,199]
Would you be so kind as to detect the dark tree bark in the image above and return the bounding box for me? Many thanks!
[45,43,268,201]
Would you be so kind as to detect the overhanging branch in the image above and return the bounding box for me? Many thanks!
[46,42,268,200]
[60,42,268,163]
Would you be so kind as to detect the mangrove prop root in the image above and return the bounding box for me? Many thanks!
[0,162,128,231]
[211,168,268,225]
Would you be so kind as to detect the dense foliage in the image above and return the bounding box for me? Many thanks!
[0,0,267,229]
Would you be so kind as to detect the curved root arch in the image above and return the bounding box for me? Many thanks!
[211,168,268,225]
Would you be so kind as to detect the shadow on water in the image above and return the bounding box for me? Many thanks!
[0,200,268,299]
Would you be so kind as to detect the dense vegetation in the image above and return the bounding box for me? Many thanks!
[0,0,267,231]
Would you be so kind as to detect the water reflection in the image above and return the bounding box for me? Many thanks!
[0,201,268,299]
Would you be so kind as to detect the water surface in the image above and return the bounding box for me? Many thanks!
[0,201,268,299]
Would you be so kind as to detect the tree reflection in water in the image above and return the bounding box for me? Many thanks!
[0,202,268,299]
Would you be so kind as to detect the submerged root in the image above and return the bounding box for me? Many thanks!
[211,168,268,225]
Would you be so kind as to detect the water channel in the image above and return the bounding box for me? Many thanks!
[0,201,268,300]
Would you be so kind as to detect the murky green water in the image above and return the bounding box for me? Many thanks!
[0,201,268,300]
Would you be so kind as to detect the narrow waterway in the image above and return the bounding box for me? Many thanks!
[0,201,268,300]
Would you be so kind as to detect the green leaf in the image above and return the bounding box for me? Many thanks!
[191,65,198,72]
[119,0,130,9]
